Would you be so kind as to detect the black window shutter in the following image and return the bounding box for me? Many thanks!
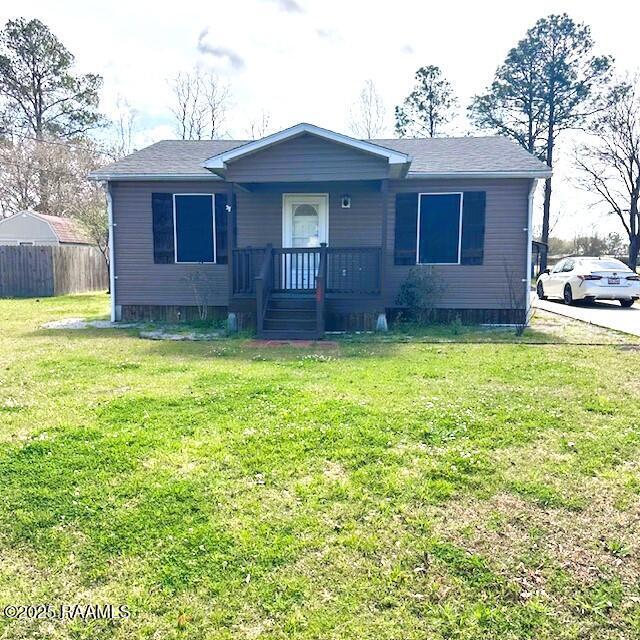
[152,193,174,264]
[460,191,486,265]
[394,193,418,265]
[215,194,227,264]
[214,193,237,264]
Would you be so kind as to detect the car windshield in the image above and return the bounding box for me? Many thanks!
[580,258,629,271]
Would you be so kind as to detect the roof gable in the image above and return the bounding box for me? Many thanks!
[202,123,411,179]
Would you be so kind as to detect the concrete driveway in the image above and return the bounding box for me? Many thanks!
[533,296,640,337]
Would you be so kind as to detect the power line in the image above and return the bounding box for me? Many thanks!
[0,128,112,154]
[0,158,103,180]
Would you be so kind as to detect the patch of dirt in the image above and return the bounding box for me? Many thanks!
[431,488,640,590]
[139,330,222,341]
[531,308,640,344]
[247,339,338,348]
[41,317,136,330]
[323,460,347,481]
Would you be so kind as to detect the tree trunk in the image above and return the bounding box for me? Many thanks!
[540,118,555,272]
[629,195,639,272]
[34,114,49,214]
[101,250,110,294]
[37,169,49,214]
[540,177,552,271]
[629,235,639,272]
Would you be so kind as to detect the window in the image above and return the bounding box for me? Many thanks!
[417,193,463,264]
[292,203,320,248]
[562,260,575,272]
[582,258,627,271]
[551,260,565,273]
[173,194,216,263]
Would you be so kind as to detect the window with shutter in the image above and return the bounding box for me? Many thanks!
[394,191,486,267]
[174,194,216,263]
[418,193,462,264]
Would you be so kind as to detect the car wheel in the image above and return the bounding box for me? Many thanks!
[563,284,574,305]
[619,299,635,308]
[536,281,547,300]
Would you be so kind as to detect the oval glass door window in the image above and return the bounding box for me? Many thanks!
[292,203,319,248]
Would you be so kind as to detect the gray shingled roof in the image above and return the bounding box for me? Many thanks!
[90,135,549,179]
[373,137,548,175]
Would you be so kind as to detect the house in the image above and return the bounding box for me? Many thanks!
[89,123,551,338]
[0,211,92,246]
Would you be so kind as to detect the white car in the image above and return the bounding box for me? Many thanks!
[536,257,640,307]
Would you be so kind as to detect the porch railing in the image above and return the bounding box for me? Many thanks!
[232,247,265,295]
[271,247,322,293]
[327,247,381,295]
[231,246,381,296]
[315,245,327,335]
[255,244,273,334]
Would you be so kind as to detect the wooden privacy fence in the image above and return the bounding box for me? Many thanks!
[0,245,108,297]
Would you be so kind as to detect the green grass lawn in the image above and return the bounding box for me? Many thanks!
[1,294,639,639]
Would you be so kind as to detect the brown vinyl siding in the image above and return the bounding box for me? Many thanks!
[225,134,389,182]
[111,174,530,314]
[111,181,229,306]
[385,178,530,309]
[236,182,383,249]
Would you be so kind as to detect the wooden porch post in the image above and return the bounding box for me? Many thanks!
[226,181,235,300]
[380,178,389,306]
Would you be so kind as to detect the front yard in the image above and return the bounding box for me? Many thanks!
[1,294,639,639]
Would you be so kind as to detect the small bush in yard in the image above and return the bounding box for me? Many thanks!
[396,266,446,323]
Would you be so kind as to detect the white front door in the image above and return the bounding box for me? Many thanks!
[282,194,328,289]
[283,194,328,248]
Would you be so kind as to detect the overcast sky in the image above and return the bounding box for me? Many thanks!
[2,0,639,239]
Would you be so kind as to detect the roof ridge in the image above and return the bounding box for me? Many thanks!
[370,135,512,141]
[156,139,249,144]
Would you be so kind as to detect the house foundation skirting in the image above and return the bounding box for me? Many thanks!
[388,307,527,325]
[120,305,526,328]
[120,304,227,323]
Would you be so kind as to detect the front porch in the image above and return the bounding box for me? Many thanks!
[230,245,383,339]
[204,125,402,338]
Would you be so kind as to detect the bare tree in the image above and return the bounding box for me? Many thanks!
[245,110,273,139]
[576,79,640,270]
[202,73,231,139]
[170,71,203,140]
[169,69,231,140]
[108,97,138,160]
[0,138,39,215]
[0,133,110,283]
[348,79,386,139]
[503,259,531,336]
